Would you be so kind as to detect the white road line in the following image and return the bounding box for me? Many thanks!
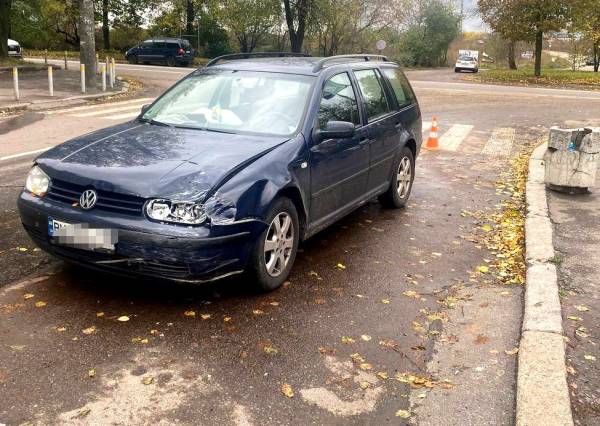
[439,124,474,151]
[105,112,140,120]
[73,104,144,117]
[482,127,516,156]
[0,147,51,162]
[44,97,154,115]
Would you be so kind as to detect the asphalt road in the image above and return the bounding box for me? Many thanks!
[1,64,599,425]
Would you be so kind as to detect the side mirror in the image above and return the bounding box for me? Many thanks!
[313,121,355,143]
[140,104,150,115]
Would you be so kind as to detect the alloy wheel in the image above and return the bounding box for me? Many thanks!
[264,212,294,277]
[396,156,412,199]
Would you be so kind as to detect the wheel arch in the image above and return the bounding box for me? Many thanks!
[275,185,308,240]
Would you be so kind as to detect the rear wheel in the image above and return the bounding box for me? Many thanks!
[248,198,299,292]
[378,146,415,209]
[167,57,176,67]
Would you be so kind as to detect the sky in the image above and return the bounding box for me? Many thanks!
[461,0,487,32]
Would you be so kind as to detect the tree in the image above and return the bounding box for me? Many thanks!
[573,0,600,72]
[479,0,570,76]
[79,0,96,88]
[399,0,460,67]
[220,0,281,52]
[102,0,109,49]
[1,0,12,58]
[283,0,312,53]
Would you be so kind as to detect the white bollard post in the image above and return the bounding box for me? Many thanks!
[80,63,86,93]
[101,63,106,92]
[95,53,99,74]
[111,57,116,85]
[44,49,48,65]
[13,67,20,101]
[109,59,114,89]
[64,51,68,70]
[48,66,54,97]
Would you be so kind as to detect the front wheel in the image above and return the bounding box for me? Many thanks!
[128,55,138,65]
[247,198,299,292]
[378,146,415,209]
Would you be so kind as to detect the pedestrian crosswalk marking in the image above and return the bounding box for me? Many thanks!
[482,127,515,156]
[422,121,431,132]
[44,97,154,115]
[439,124,474,151]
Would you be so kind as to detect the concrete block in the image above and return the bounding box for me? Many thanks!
[525,215,554,263]
[516,331,573,426]
[544,150,599,189]
[523,263,563,334]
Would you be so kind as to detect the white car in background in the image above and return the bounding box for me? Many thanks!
[8,39,23,58]
[455,49,479,73]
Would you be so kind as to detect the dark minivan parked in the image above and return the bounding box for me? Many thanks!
[18,53,422,291]
[125,38,193,67]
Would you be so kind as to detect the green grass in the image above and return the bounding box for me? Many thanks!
[0,57,47,69]
[468,68,600,89]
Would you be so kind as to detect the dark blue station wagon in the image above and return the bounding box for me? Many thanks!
[18,53,422,291]
[125,38,194,67]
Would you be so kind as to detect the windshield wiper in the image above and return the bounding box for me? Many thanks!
[170,124,235,134]
[139,117,172,127]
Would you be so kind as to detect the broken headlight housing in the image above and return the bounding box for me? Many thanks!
[145,199,208,225]
[25,165,51,197]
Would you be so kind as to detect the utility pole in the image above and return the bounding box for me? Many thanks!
[79,0,97,89]
[460,0,464,34]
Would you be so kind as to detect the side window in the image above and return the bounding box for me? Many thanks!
[382,68,414,108]
[153,41,166,49]
[141,41,153,49]
[354,69,391,122]
[167,42,179,49]
[317,72,360,129]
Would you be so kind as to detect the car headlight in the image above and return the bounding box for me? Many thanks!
[145,199,208,225]
[25,165,50,197]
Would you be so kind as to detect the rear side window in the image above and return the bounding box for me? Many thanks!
[381,68,414,108]
[354,69,391,122]
[317,72,360,128]
[167,42,179,49]
[154,41,166,48]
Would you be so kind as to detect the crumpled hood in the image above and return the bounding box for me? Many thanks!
[37,121,289,200]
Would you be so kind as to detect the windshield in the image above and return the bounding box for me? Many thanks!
[142,70,314,136]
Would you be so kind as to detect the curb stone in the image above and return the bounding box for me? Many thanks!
[0,79,131,114]
[517,142,573,426]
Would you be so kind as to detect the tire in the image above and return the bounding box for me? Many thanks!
[247,197,300,292]
[378,146,415,209]
[128,55,138,65]
[167,57,176,67]
[454,68,460,73]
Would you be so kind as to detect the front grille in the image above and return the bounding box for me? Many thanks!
[47,179,145,216]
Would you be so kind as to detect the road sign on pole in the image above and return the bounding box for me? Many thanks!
[376,40,386,53]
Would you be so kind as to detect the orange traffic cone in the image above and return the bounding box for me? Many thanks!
[425,117,439,150]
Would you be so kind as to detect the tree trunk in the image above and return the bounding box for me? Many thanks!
[534,30,543,77]
[186,0,195,36]
[594,41,599,73]
[79,0,97,88]
[102,0,110,50]
[0,0,11,58]
[508,40,517,70]
[283,0,308,53]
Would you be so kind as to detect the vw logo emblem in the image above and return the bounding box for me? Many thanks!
[79,189,98,210]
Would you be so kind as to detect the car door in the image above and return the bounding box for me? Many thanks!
[152,41,167,61]
[137,41,154,62]
[309,72,369,223]
[380,67,422,145]
[352,68,398,192]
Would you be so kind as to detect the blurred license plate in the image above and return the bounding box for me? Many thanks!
[48,217,117,252]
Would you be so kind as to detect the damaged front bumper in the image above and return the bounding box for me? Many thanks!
[17,191,267,283]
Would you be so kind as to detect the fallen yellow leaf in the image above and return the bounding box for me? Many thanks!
[142,376,154,385]
[35,301,47,308]
[184,310,196,317]
[253,309,265,315]
[377,371,389,380]
[584,354,596,361]
[341,336,355,344]
[504,347,519,355]
[117,316,130,322]
[359,363,373,371]
[395,409,411,419]
[23,293,35,300]
[82,326,97,335]
[88,369,96,378]
[281,383,294,398]
[336,263,346,270]
[574,305,590,312]
[360,335,372,341]
[200,314,211,320]
[381,299,390,304]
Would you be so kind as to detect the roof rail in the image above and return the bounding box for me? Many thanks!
[205,52,311,67]
[312,54,389,72]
